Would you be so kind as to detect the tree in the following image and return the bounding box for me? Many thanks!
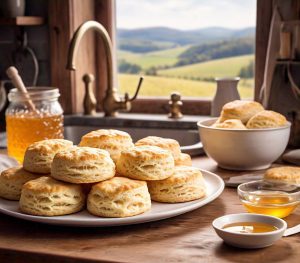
[145,67,157,76]
[239,60,254,78]
[118,60,142,74]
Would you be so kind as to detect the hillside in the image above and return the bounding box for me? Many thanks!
[118,74,253,98]
[117,27,255,99]
[158,54,254,79]
[117,46,189,69]
[176,38,254,66]
[118,26,255,45]
[118,39,176,53]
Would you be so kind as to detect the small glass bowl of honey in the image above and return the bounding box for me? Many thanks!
[238,180,300,218]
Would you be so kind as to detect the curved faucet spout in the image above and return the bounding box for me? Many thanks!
[66,20,114,97]
[66,20,143,117]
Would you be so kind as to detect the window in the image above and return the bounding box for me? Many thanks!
[50,0,272,115]
[116,0,256,103]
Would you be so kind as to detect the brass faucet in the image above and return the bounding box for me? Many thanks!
[66,21,143,117]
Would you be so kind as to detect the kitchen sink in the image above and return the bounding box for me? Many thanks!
[65,126,199,145]
[64,113,207,156]
[0,113,208,156]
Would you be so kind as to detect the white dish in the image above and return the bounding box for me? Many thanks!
[212,213,287,249]
[198,118,291,171]
[0,169,224,227]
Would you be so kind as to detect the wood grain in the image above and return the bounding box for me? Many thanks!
[0,149,299,263]
[255,0,273,101]
[94,0,116,112]
[49,0,97,114]
[0,16,45,26]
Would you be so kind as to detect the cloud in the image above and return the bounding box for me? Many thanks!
[116,0,256,30]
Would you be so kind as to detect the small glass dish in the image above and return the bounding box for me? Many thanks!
[237,180,300,218]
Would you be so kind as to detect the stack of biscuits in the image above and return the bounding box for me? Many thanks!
[0,130,206,218]
[211,100,288,129]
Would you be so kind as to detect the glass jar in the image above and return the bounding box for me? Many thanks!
[6,87,64,163]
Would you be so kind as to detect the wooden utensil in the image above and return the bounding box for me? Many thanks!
[6,66,36,112]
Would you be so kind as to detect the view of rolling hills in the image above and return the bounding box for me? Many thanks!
[116,26,255,98]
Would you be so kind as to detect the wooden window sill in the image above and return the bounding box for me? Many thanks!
[130,97,211,115]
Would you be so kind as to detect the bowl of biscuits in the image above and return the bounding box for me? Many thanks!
[198,100,291,170]
[0,131,221,224]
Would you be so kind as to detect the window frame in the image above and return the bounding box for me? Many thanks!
[49,0,270,115]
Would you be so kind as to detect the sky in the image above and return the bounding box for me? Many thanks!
[116,0,256,30]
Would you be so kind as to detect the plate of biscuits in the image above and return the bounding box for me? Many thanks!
[0,130,224,227]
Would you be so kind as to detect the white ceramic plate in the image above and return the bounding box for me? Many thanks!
[0,169,224,227]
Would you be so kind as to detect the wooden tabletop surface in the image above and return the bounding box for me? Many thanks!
[0,149,300,263]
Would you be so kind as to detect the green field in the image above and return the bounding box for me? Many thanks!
[117,45,189,69]
[118,74,254,98]
[117,47,254,98]
[158,54,254,78]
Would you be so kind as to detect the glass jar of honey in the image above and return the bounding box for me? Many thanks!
[5,87,64,163]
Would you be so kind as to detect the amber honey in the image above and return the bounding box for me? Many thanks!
[222,222,278,233]
[241,191,299,218]
[6,113,64,163]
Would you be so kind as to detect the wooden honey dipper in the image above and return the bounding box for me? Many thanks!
[6,66,36,112]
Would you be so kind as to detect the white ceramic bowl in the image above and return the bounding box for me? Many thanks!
[198,118,291,170]
[212,213,287,249]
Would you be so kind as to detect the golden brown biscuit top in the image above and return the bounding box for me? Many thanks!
[26,139,73,154]
[23,176,81,193]
[120,145,172,160]
[211,119,247,129]
[152,166,203,184]
[222,100,264,112]
[220,100,264,123]
[92,177,146,197]
[54,146,111,162]
[246,110,287,128]
[135,136,180,151]
[264,166,300,181]
[1,166,40,180]
[80,129,132,141]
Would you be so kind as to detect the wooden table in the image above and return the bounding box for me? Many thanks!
[0,150,299,263]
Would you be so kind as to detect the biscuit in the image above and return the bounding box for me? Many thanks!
[51,146,115,184]
[211,119,247,129]
[175,153,192,166]
[0,167,41,200]
[79,129,134,163]
[147,166,206,203]
[19,176,85,216]
[219,100,264,124]
[23,139,73,174]
[87,177,151,217]
[116,145,174,181]
[135,136,181,160]
[246,110,287,129]
[264,166,300,186]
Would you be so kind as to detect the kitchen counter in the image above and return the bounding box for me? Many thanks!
[0,149,299,263]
